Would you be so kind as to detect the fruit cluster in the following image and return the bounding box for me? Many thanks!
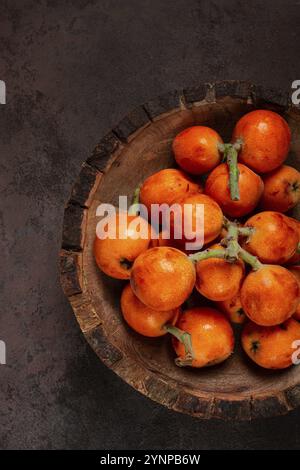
[94,109,300,370]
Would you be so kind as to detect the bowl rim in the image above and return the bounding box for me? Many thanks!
[59,80,300,421]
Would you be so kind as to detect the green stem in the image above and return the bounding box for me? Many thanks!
[233,139,243,152]
[218,142,225,153]
[225,223,240,261]
[164,324,195,367]
[239,247,263,271]
[238,226,255,238]
[222,216,232,229]
[189,249,226,263]
[128,186,141,215]
[224,143,240,201]
[223,216,255,240]
[190,222,240,264]
[190,220,262,271]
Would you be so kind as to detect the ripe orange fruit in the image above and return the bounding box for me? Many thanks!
[216,292,247,324]
[261,165,300,212]
[287,266,300,321]
[170,193,223,249]
[285,217,300,265]
[130,247,196,311]
[173,126,223,175]
[242,318,300,369]
[243,211,298,264]
[232,109,291,173]
[195,244,245,301]
[140,168,201,217]
[172,307,234,367]
[205,163,264,217]
[121,284,179,337]
[94,213,151,279]
[240,265,299,326]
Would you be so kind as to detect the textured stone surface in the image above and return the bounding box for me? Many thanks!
[1,0,300,450]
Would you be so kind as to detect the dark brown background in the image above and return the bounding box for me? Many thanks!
[1,0,300,449]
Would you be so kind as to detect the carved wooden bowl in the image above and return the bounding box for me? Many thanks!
[60,81,300,420]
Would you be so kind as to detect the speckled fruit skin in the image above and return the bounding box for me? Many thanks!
[288,266,300,320]
[195,244,245,301]
[172,307,234,368]
[173,126,223,175]
[242,319,300,369]
[121,284,179,337]
[205,163,264,218]
[243,211,298,264]
[130,247,196,311]
[216,292,247,324]
[240,265,300,326]
[140,168,201,217]
[170,193,223,249]
[261,165,300,212]
[286,217,300,265]
[94,213,151,279]
[232,110,291,173]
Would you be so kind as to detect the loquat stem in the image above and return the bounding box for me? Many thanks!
[233,138,243,152]
[223,216,255,240]
[128,186,141,215]
[238,226,255,238]
[238,247,263,271]
[190,221,240,264]
[190,219,262,270]
[164,324,195,367]
[224,143,240,201]
[189,249,226,263]
[218,142,225,153]
[224,222,240,261]
[222,215,232,229]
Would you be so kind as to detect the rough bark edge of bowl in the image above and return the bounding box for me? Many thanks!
[60,79,299,420]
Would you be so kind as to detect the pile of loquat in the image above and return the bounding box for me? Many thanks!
[94,110,300,370]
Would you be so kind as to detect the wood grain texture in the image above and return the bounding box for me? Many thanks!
[60,250,82,297]
[253,84,289,109]
[113,106,150,142]
[87,131,123,172]
[214,80,253,100]
[183,83,210,105]
[69,292,101,333]
[70,163,102,207]
[213,398,251,421]
[60,81,300,420]
[85,325,123,367]
[285,384,300,408]
[143,90,183,119]
[251,394,289,420]
[174,392,213,418]
[62,204,87,250]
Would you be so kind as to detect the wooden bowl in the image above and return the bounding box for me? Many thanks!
[60,81,300,420]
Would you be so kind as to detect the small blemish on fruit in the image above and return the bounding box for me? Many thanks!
[250,340,260,354]
[120,258,133,270]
